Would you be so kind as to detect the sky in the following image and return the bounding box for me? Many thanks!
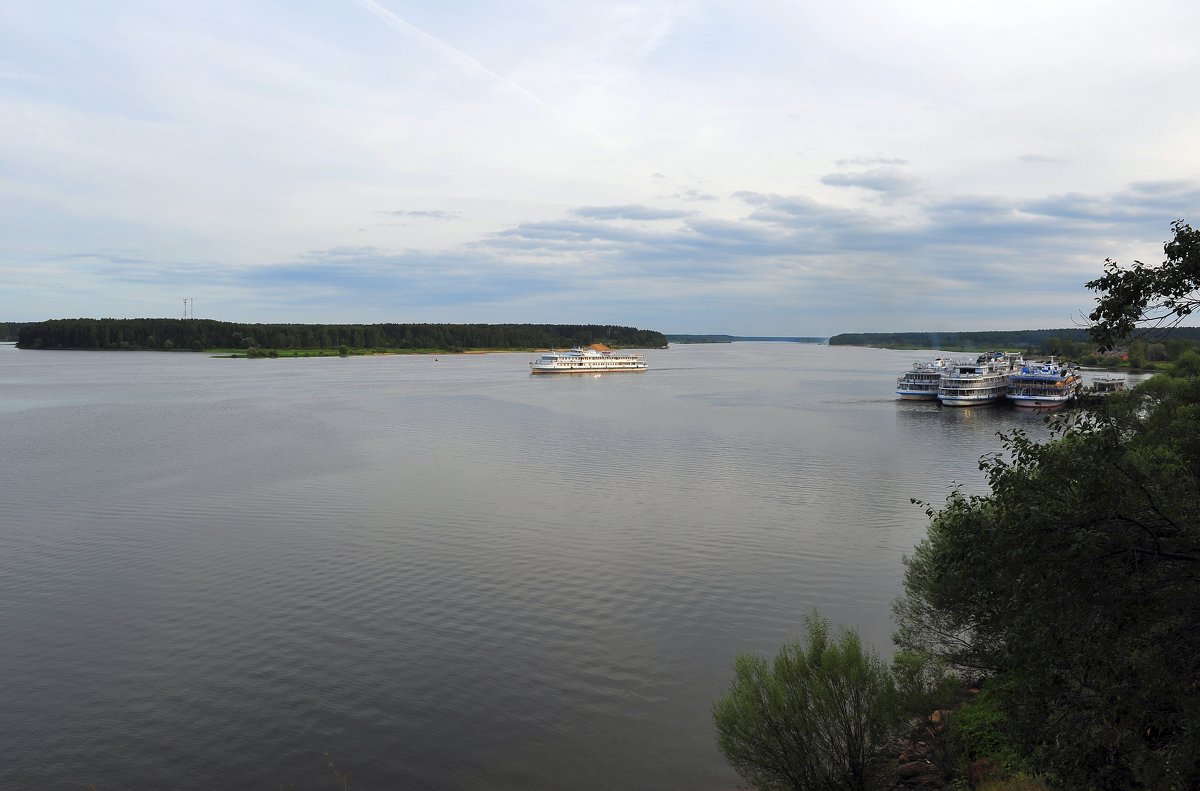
[2,0,1199,335]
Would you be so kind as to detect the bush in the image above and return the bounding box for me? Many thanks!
[713,613,899,791]
[891,649,964,716]
[894,377,1200,789]
[947,689,1027,777]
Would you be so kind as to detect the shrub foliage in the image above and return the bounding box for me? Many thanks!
[713,614,900,791]
[894,374,1200,788]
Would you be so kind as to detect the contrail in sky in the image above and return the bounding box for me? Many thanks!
[350,0,634,159]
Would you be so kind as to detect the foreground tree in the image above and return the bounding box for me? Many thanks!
[890,228,1200,787]
[893,373,1200,789]
[713,613,900,791]
[1087,220,1200,350]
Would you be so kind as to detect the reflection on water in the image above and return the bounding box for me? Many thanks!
[0,343,1062,790]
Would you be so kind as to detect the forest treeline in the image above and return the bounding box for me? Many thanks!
[829,327,1200,355]
[15,319,668,352]
[0,322,31,342]
[666,334,826,344]
[828,328,1096,349]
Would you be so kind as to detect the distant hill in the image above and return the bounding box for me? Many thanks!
[828,327,1200,351]
[668,334,826,344]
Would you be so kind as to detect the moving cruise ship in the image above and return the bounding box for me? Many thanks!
[896,357,953,400]
[938,352,1024,407]
[530,345,648,374]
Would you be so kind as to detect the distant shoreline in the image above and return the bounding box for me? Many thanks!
[13,319,669,355]
[828,327,1200,351]
[6,344,653,359]
[667,334,826,344]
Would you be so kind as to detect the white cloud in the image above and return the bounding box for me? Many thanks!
[2,0,1199,333]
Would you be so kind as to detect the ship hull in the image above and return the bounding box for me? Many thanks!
[938,395,1006,407]
[1007,396,1070,408]
[530,365,647,374]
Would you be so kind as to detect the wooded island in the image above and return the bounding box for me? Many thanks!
[15,319,668,355]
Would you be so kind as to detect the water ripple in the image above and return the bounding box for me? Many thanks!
[0,343,1055,789]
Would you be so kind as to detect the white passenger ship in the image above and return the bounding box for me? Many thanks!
[1006,358,1082,409]
[530,345,648,374]
[938,352,1024,407]
[896,357,953,400]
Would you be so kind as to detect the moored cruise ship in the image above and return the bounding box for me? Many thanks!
[896,357,953,400]
[1006,358,1082,408]
[938,351,1024,407]
[530,345,648,374]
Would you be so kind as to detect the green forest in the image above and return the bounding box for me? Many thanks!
[828,326,1200,351]
[829,327,1200,369]
[14,319,667,353]
[0,321,30,342]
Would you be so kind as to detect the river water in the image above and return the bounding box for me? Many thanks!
[0,342,1066,790]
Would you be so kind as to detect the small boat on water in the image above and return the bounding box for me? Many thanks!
[896,357,953,400]
[938,352,1024,407]
[530,344,648,374]
[1006,358,1083,409]
[1089,375,1127,395]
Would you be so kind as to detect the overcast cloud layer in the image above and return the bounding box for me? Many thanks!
[2,0,1199,334]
